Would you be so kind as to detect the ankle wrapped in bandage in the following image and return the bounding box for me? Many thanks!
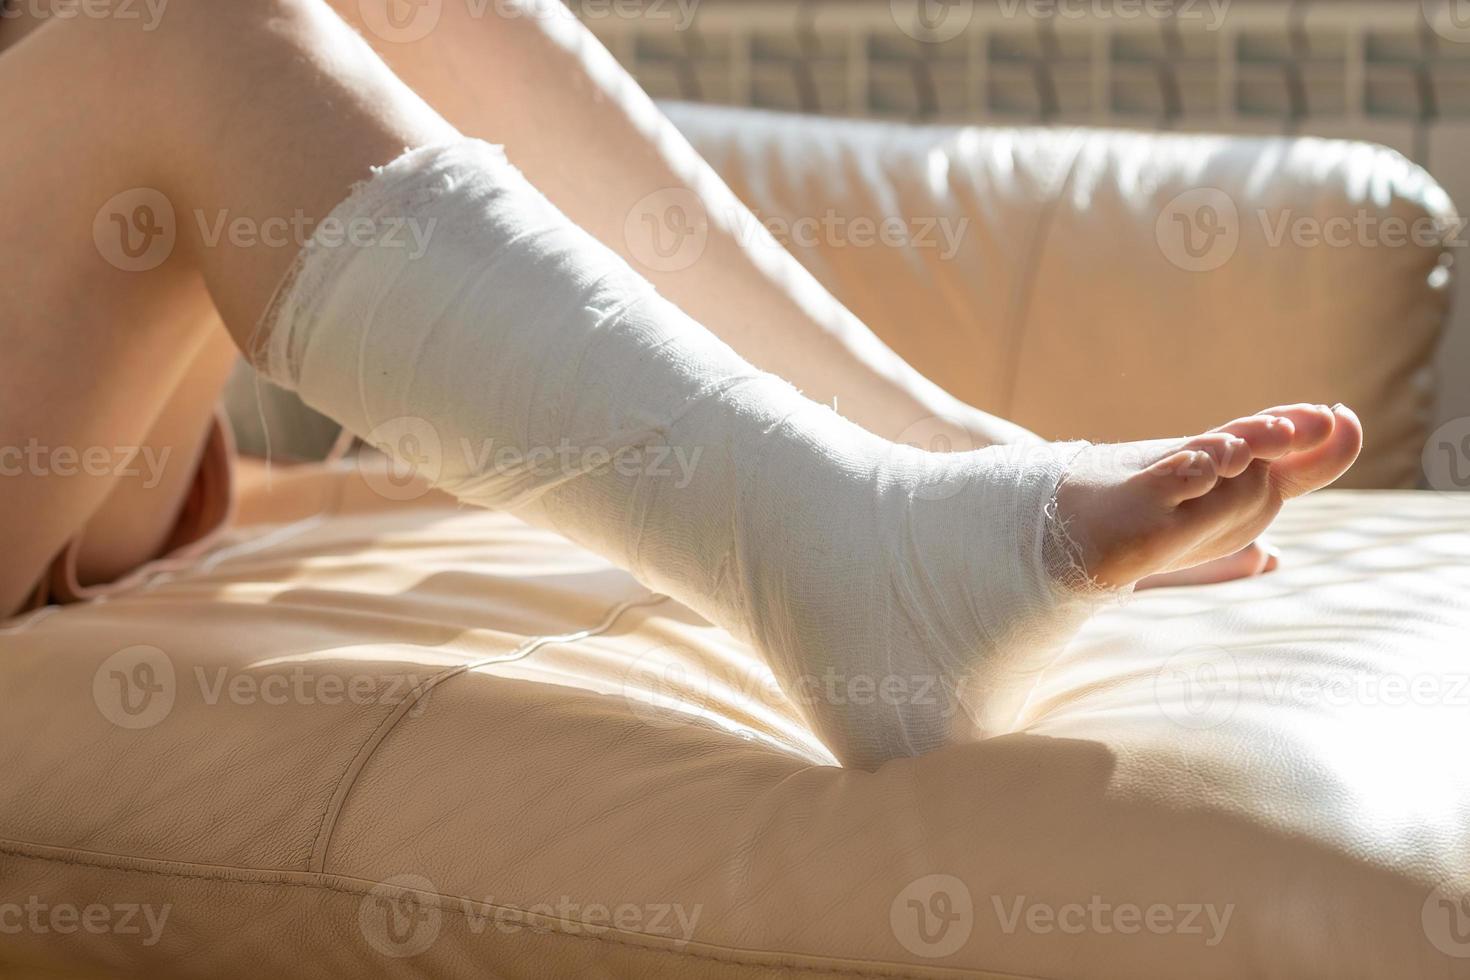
[254,139,1104,768]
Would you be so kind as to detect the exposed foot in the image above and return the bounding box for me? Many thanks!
[1056,404,1362,589]
[1135,538,1278,590]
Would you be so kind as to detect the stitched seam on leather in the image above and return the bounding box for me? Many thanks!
[307,591,672,873]
[306,658,464,873]
[997,130,1088,418]
[0,842,1036,980]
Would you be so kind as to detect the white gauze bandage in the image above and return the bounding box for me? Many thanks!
[256,140,1103,769]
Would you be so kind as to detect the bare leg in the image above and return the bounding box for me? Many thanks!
[71,329,238,586]
[0,3,233,589]
[3,0,1043,620]
[0,0,1285,615]
[327,0,1033,449]
[317,1,1282,590]
[0,0,453,614]
[0,0,1361,769]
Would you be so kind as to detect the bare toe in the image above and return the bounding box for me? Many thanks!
[1060,404,1358,591]
[1258,403,1337,451]
[1262,544,1280,573]
[1136,538,1277,590]
[1213,414,1296,460]
[1143,449,1220,504]
[1268,403,1363,498]
[1182,432,1254,479]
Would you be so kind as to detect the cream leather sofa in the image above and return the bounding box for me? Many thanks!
[4,105,1468,980]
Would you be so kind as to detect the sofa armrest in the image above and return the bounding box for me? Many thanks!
[664,102,1458,489]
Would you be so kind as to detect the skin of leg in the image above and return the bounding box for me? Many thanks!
[328,0,1036,449]
[1059,404,1362,588]
[0,22,224,612]
[0,0,454,615]
[71,327,239,586]
[0,0,1354,622]
[274,6,1341,589]
[317,0,1287,587]
[0,0,243,590]
[4,0,1034,610]
[0,0,1286,613]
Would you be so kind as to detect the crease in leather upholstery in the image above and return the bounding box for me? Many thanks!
[308,590,673,872]
[995,129,1088,418]
[0,842,1022,980]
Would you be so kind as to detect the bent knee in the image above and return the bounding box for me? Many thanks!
[131,0,366,88]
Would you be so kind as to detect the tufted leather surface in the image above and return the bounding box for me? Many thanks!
[664,103,1457,490]
[3,459,1470,979]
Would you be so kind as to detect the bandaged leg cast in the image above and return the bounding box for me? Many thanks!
[1,0,1361,768]
[254,140,1361,767]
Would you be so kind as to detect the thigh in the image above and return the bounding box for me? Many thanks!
[0,0,454,614]
[0,16,223,613]
[67,324,239,590]
[327,0,1035,450]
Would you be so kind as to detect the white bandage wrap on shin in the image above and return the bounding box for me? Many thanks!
[256,140,1103,768]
